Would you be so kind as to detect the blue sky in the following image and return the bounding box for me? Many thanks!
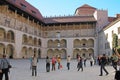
[26,0,120,17]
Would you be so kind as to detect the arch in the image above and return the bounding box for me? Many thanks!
[73,49,80,58]
[60,39,67,47]
[73,39,80,47]
[88,39,94,47]
[0,43,5,58]
[47,49,54,58]
[34,37,37,46]
[0,28,6,40]
[38,49,41,58]
[6,44,14,58]
[28,36,33,45]
[21,46,28,58]
[54,49,60,56]
[48,39,53,47]
[54,39,60,47]
[7,30,15,42]
[81,39,87,47]
[88,48,94,57]
[34,48,37,56]
[81,49,87,58]
[60,49,67,58]
[28,47,33,58]
[22,34,28,44]
[38,39,41,46]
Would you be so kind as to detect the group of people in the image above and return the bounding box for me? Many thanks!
[0,49,120,80]
[45,55,71,72]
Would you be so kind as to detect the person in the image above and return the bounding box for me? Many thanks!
[111,53,118,71]
[31,54,38,76]
[0,54,11,80]
[77,56,83,71]
[29,56,33,70]
[46,56,50,72]
[67,55,71,70]
[57,56,61,69]
[97,55,101,66]
[83,57,87,67]
[51,56,56,71]
[90,56,94,67]
[115,48,120,70]
[114,70,120,80]
[99,54,109,76]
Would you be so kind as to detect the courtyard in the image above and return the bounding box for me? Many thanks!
[6,59,116,80]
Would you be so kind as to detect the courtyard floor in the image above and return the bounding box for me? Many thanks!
[6,59,116,80]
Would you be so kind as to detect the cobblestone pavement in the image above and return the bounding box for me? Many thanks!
[6,59,116,80]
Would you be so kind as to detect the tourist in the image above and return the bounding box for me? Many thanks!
[111,53,118,71]
[46,56,50,72]
[51,56,56,71]
[57,56,61,69]
[31,54,38,76]
[90,55,94,67]
[0,54,11,80]
[77,56,83,71]
[99,54,109,76]
[67,55,71,70]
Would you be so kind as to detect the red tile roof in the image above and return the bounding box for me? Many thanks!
[44,15,96,24]
[6,0,43,21]
[108,17,116,22]
[75,4,96,16]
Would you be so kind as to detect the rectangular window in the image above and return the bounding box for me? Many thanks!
[105,42,110,49]
[105,33,108,40]
[118,27,120,34]
[20,3,26,10]
[31,10,36,14]
[112,30,114,36]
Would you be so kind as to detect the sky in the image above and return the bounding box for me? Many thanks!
[26,0,120,17]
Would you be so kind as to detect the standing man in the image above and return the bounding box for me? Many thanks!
[99,54,109,76]
[77,56,83,72]
[67,55,71,70]
[32,54,38,76]
[0,54,11,80]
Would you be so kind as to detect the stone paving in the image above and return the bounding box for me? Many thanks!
[5,59,116,80]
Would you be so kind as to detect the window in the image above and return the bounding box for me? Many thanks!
[56,32,60,38]
[20,3,26,10]
[105,42,110,49]
[31,10,36,14]
[112,30,114,36]
[105,33,108,40]
[118,27,120,34]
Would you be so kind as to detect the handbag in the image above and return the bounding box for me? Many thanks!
[8,64,12,68]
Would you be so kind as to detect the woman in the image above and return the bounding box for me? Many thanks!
[46,56,50,72]
[57,56,61,69]
[51,56,56,71]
